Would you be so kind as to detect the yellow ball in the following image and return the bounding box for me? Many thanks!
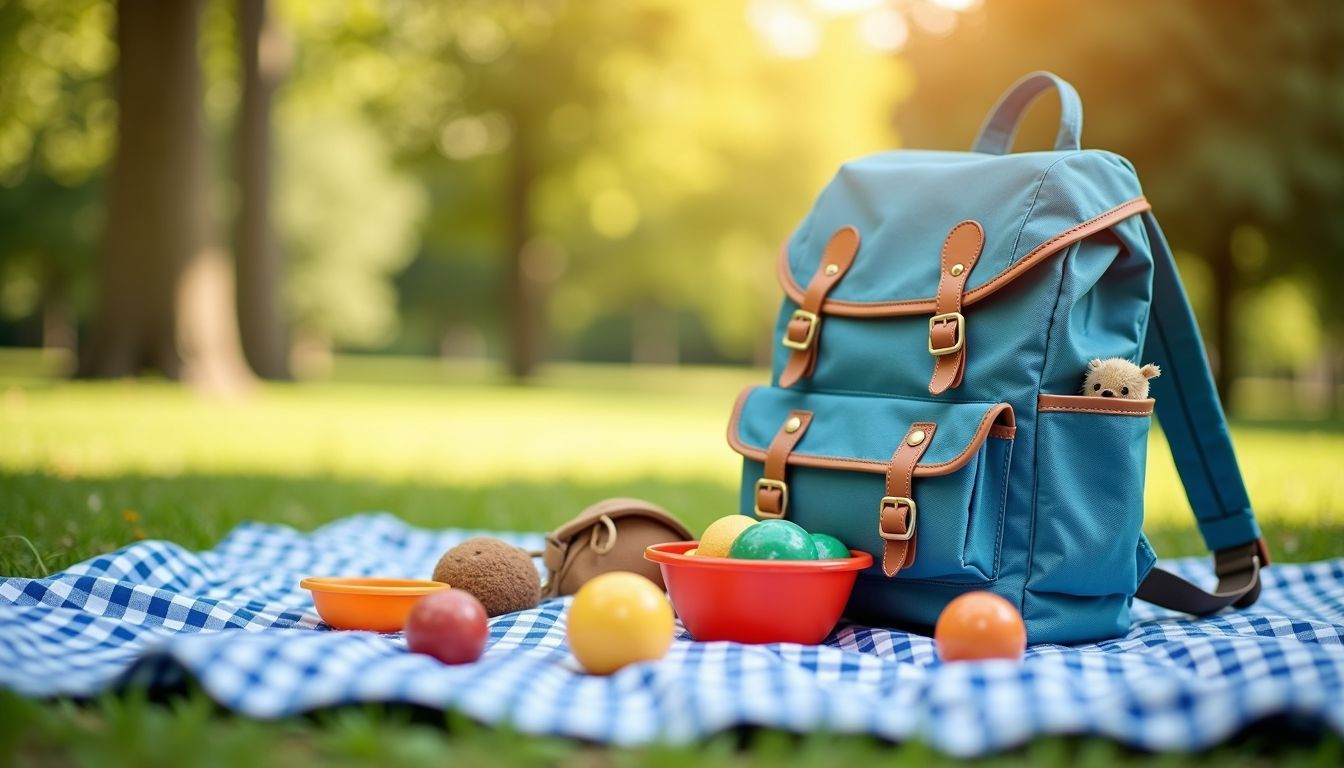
[685,548,698,556]
[696,515,757,558]
[567,571,674,675]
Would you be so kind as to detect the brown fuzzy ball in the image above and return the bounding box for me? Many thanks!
[431,537,541,617]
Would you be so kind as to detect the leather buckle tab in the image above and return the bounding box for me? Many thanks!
[878,496,916,541]
[782,309,819,351]
[928,312,965,356]
[754,478,788,519]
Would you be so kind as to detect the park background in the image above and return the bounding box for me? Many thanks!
[3,0,1343,406]
[2,0,1343,763]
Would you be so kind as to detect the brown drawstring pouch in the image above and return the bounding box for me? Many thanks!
[541,498,693,598]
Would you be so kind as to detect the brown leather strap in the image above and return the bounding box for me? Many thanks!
[880,422,935,576]
[1136,538,1270,615]
[928,221,985,396]
[754,410,813,519]
[779,227,860,388]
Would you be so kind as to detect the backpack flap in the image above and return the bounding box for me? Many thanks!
[774,148,1152,398]
[779,150,1148,310]
[727,386,1016,602]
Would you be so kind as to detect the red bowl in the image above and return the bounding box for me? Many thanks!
[644,541,873,644]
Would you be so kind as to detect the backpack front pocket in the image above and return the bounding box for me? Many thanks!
[728,387,1015,585]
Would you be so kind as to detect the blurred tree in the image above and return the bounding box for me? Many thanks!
[234,0,291,379]
[0,176,100,354]
[250,1,428,364]
[380,1,675,379]
[1239,279,1322,375]
[897,0,1344,403]
[303,0,905,374]
[274,114,425,357]
[534,4,907,366]
[78,0,251,391]
[0,0,115,355]
[1,0,432,378]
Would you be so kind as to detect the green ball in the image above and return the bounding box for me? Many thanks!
[810,533,850,559]
[728,520,818,561]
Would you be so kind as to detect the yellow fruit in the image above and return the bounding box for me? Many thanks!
[685,548,698,556]
[696,515,757,558]
[567,572,674,675]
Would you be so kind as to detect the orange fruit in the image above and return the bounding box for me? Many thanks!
[567,571,674,675]
[934,591,1027,662]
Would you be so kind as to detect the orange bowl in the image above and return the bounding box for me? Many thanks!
[644,542,872,644]
[300,577,449,632]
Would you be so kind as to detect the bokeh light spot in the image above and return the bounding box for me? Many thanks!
[589,189,640,239]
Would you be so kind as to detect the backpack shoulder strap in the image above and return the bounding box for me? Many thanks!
[1136,210,1270,615]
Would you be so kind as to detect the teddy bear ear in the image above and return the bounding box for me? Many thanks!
[1088,358,1102,370]
[1140,363,1161,380]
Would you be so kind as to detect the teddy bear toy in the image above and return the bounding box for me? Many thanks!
[1083,357,1161,399]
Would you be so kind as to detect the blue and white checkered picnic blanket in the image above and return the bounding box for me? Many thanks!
[2,513,1341,756]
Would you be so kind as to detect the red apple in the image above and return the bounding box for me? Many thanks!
[405,589,489,664]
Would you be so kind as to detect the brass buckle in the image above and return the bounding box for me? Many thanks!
[781,309,819,351]
[754,478,788,519]
[928,312,965,356]
[878,496,916,541]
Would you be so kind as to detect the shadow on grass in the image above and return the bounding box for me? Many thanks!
[0,470,739,577]
[2,469,1337,579]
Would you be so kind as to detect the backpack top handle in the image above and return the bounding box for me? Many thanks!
[973,70,1084,155]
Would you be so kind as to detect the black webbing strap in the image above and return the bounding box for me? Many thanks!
[1135,210,1268,615]
[1136,541,1266,616]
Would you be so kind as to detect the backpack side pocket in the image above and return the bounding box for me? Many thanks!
[1028,394,1152,597]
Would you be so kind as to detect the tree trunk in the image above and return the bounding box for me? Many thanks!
[39,265,75,359]
[78,0,251,393]
[1208,232,1238,406]
[503,115,542,380]
[234,0,291,379]
[177,244,254,393]
[1329,341,1343,420]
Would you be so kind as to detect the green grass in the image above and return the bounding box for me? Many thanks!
[3,687,1341,768]
[1,348,1342,765]
[0,471,737,577]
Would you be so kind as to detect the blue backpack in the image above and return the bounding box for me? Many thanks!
[729,72,1269,644]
